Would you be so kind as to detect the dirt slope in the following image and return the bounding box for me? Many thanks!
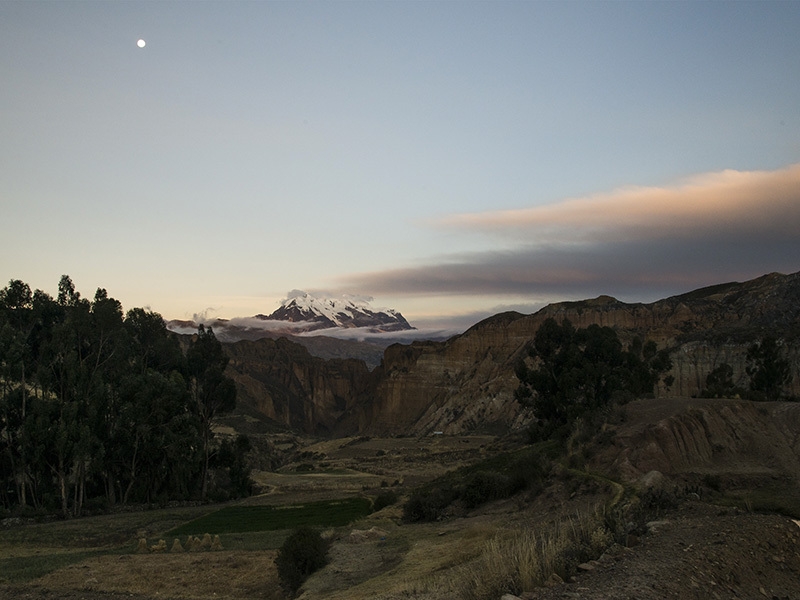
[528,501,800,600]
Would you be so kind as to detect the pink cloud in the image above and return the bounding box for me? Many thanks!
[437,163,800,244]
[338,164,800,301]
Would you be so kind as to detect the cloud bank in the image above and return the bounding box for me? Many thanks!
[341,164,800,301]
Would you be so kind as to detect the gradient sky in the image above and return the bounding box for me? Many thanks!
[2,1,800,333]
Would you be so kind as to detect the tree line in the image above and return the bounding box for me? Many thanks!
[0,276,247,517]
[515,318,674,441]
[702,336,794,401]
[516,318,795,442]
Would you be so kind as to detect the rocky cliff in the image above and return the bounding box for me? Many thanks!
[226,271,800,436]
[597,397,800,491]
[224,337,375,435]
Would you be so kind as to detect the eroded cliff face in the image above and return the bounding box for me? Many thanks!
[369,273,800,435]
[224,337,374,435]
[599,398,800,486]
[353,312,539,435]
[227,272,800,437]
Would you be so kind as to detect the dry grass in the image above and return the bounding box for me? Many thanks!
[452,506,615,600]
[35,551,284,600]
[0,434,543,599]
[297,519,499,600]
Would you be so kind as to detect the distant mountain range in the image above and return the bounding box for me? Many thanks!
[166,291,419,367]
[218,270,800,437]
[255,290,413,332]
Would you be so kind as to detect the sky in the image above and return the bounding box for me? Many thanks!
[2,1,800,334]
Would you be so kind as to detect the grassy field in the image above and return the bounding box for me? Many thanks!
[0,550,105,584]
[0,433,502,598]
[167,497,373,536]
[4,401,798,600]
[0,495,374,587]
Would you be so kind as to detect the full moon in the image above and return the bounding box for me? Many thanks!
[137,39,146,48]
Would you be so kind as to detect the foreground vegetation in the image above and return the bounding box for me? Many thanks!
[0,276,246,517]
[168,497,373,536]
[2,416,798,599]
[2,294,798,598]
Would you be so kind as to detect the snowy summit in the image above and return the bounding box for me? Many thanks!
[257,290,414,333]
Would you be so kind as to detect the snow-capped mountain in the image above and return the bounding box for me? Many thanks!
[257,290,414,333]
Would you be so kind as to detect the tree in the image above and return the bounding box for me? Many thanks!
[702,363,738,398]
[746,337,792,401]
[275,527,329,595]
[0,276,248,514]
[0,280,34,507]
[124,308,183,375]
[113,369,199,504]
[186,325,236,500]
[516,318,672,439]
[209,434,253,501]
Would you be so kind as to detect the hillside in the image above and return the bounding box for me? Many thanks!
[224,270,800,437]
[4,396,800,600]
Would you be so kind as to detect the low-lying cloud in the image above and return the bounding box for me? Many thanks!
[341,163,800,301]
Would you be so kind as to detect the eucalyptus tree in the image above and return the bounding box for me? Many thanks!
[516,318,672,441]
[0,276,243,514]
[186,325,236,500]
[747,336,793,401]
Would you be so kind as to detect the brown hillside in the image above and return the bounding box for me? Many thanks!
[224,271,800,436]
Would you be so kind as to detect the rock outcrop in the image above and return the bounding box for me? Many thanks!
[598,397,800,488]
[224,337,375,435]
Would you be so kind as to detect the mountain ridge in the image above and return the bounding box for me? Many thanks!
[256,290,414,333]
[220,270,800,437]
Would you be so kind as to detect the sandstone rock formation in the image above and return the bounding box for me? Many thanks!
[591,396,800,501]
[224,337,375,435]
[225,271,800,436]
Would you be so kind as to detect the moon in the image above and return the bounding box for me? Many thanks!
[137,39,146,48]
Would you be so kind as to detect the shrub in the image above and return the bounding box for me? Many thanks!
[461,471,514,509]
[702,474,722,492]
[275,527,330,596]
[403,447,552,522]
[403,485,459,522]
[373,490,398,512]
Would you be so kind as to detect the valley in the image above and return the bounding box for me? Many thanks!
[3,395,800,599]
[2,271,800,599]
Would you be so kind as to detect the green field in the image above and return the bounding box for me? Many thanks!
[168,497,373,536]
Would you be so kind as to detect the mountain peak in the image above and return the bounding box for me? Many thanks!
[256,291,414,333]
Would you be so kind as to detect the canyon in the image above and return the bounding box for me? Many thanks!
[223,271,800,437]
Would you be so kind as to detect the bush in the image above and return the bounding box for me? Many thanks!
[403,447,552,522]
[403,485,459,522]
[373,490,398,512]
[461,471,514,509]
[275,527,330,595]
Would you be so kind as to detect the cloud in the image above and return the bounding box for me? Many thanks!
[193,307,221,323]
[295,325,458,343]
[438,164,800,243]
[340,164,800,300]
[226,317,314,332]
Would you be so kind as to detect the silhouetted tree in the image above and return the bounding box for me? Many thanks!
[746,337,792,401]
[702,363,739,398]
[516,318,672,440]
[186,325,236,500]
[0,276,237,515]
